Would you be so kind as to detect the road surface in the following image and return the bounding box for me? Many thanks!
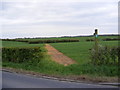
[2,71,118,88]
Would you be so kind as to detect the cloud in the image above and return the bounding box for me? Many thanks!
[0,0,118,38]
[3,0,119,3]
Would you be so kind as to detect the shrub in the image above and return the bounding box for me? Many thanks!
[2,47,45,63]
[28,39,80,44]
[2,39,29,42]
[15,40,28,42]
[86,39,94,42]
[90,45,119,65]
[28,41,40,44]
[102,38,120,41]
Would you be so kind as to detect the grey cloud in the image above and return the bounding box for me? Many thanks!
[1,1,118,38]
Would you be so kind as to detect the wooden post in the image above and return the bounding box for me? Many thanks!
[94,29,98,54]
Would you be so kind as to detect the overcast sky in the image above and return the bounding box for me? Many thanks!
[0,0,119,39]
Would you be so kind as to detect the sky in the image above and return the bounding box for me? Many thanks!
[0,0,119,39]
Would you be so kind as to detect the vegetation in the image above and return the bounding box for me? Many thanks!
[102,38,120,41]
[2,41,44,48]
[51,41,118,64]
[28,39,80,44]
[2,35,119,78]
[3,60,118,77]
[2,47,45,63]
[86,39,94,42]
[2,35,119,42]
[90,45,119,65]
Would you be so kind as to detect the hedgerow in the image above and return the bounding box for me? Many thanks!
[86,39,94,42]
[2,47,45,63]
[90,45,119,65]
[28,39,80,44]
[102,38,120,41]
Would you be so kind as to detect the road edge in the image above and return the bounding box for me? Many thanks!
[1,67,119,87]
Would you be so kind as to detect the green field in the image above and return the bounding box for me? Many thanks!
[2,41,44,48]
[51,41,118,65]
[15,35,118,42]
[2,35,119,79]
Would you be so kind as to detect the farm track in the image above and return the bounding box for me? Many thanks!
[45,44,76,66]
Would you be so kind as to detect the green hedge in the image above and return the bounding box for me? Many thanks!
[86,39,94,42]
[28,39,80,44]
[2,39,28,42]
[90,45,119,65]
[2,39,80,44]
[102,38,120,41]
[2,47,45,63]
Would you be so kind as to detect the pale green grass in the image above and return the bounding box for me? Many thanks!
[51,41,118,65]
[2,41,44,48]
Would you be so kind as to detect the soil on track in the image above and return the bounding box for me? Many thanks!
[45,44,76,66]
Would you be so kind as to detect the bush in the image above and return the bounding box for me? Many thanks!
[2,47,45,63]
[90,45,119,65]
[102,38,120,41]
[28,39,80,44]
[2,39,29,42]
[15,40,28,42]
[86,39,94,42]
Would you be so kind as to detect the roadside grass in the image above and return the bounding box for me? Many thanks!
[3,57,118,77]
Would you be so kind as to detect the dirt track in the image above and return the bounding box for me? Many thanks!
[45,44,76,66]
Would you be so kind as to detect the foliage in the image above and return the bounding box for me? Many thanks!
[86,39,94,42]
[2,36,119,77]
[28,39,80,44]
[2,41,44,48]
[90,45,119,65]
[102,38,120,41]
[2,47,46,63]
[2,39,28,42]
[3,59,118,77]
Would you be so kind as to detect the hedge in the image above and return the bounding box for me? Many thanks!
[90,45,119,65]
[2,47,45,63]
[2,39,28,42]
[102,38,120,41]
[28,39,80,44]
[86,39,94,42]
[2,39,80,44]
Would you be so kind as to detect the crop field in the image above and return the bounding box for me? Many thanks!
[2,41,44,48]
[14,35,118,42]
[2,35,119,80]
[51,41,118,65]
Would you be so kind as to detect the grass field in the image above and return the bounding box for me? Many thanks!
[14,35,118,42]
[2,35,119,79]
[2,41,44,48]
[51,41,118,65]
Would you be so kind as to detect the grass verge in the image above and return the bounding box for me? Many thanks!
[2,53,118,83]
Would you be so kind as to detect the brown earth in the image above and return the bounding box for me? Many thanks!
[45,44,76,66]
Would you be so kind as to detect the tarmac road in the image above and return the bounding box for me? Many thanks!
[2,71,118,88]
